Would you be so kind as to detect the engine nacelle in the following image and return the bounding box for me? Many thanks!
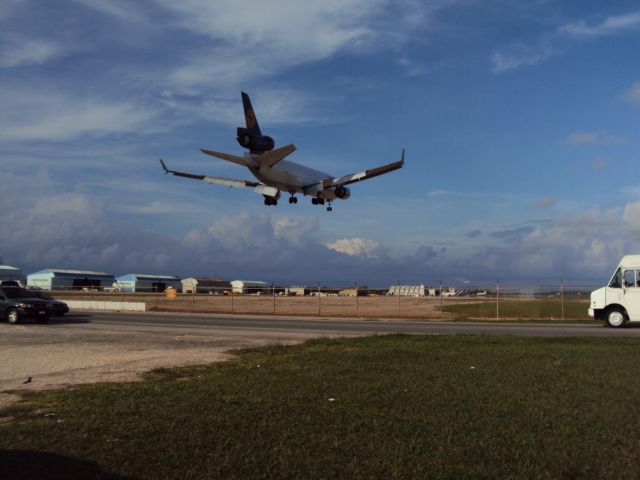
[236,127,275,152]
[334,185,351,200]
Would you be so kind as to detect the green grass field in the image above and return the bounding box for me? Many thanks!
[2,335,640,479]
[442,298,592,320]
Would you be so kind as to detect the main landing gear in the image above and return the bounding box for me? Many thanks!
[311,197,332,211]
[264,196,278,206]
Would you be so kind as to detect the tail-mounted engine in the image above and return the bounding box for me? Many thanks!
[237,128,275,153]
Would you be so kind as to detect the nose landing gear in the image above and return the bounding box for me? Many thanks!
[288,194,297,204]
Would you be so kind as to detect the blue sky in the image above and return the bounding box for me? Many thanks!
[1,0,639,286]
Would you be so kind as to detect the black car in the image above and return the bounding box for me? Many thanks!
[27,290,69,317]
[0,286,51,324]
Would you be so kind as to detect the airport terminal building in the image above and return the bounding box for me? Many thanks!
[116,274,182,293]
[27,269,116,291]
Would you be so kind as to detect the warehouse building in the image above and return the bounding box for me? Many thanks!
[388,285,427,297]
[182,277,231,294]
[0,262,26,285]
[115,274,182,293]
[230,280,271,294]
[27,269,115,291]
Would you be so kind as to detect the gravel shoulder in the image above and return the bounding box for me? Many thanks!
[0,314,309,409]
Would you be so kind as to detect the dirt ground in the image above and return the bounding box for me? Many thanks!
[0,316,315,410]
[55,291,464,318]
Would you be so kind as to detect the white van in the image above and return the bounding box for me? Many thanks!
[589,255,640,327]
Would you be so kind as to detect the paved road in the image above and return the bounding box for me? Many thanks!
[3,310,639,408]
[82,310,636,337]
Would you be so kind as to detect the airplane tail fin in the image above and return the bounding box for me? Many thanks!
[241,91,261,134]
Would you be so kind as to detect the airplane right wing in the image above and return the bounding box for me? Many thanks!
[321,149,405,188]
[159,159,279,197]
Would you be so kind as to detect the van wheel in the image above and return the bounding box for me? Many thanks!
[7,309,20,325]
[606,307,626,328]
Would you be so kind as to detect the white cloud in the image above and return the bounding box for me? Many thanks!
[326,237,382,257]
[533,196,556,209]
[0,87,161,142]
[565,132,598,145]
[622,82,640,105]
[0,36,64,68]
[492,10,640,73]
[152,0,430,92]
[559,11,640,37]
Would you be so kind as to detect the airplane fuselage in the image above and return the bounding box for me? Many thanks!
[243,153,338,199]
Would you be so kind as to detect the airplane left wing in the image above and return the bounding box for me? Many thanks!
[321,149,405,188]
[159,159,279,196]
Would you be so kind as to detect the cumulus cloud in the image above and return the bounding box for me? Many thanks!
[559,12,640,37]
[533,196,556,209]
[326,237,382,257]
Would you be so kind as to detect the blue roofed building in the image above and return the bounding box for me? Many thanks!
[115,274,182,293]
[27,269,116,291]
[0,261,26,285]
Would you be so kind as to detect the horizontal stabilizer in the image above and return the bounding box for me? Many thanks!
[256,144,296,167]
[200,148,245,166]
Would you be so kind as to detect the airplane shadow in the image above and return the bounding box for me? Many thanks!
[0,450,137,480]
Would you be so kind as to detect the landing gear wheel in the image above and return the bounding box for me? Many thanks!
[606,307,626,328]
[289,196,297,204]
[327,206,332,212]
[7,308,20,325]
[311,198,318,205]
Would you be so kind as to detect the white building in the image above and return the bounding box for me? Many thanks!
[230,280,271,294]
[388,285,426,296]
[182,277,231,294]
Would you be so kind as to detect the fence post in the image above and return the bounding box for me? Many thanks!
[155,284,158,308]
[439,280,443,312]
[272,282,276,314]
[355,282,359,317]
[561,279,565,321]
[496,280,500,320]
[192,286,195,312]
[231,288,234,313]
[398,280,401,316]
[318,282,321,315]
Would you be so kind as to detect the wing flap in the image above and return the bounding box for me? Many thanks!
[159,159,276,196]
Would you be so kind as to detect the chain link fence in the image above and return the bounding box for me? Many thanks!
[43,282,597,320]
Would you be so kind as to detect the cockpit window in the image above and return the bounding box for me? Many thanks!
[609,268,622,288]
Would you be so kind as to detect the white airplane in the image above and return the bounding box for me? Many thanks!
[160,91,404,211]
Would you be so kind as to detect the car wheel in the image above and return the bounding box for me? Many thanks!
[7,309,20,325]
[606,307,626,328]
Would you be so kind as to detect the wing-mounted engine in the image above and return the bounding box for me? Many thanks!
[236,128,275,152]
[334,185,351,200]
